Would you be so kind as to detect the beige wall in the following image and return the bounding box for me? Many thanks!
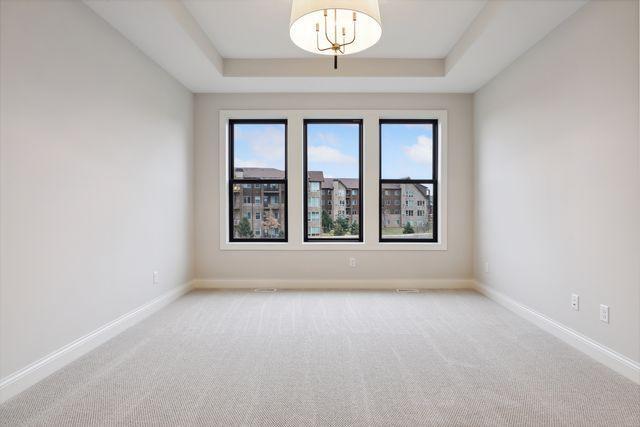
[0,0,194,377]
[474,0,639,362]
[195,93,474,281]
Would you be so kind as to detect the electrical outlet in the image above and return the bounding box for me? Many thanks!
[484,262,490,273]
[599,304,609,323]
[349,257,356,268]
[153,271,159,285]
[571,294,579,311]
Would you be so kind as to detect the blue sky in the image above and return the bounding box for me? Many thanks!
[381,123,433,180]
[307,123,359,178]
[233,122,433,180]
[233,123,286,170]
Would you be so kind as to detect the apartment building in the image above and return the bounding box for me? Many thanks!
[341,179,360,224]
[321,178,360,223]
[307,171,324,236]
[381,183,433,233]
[233,168,285,239]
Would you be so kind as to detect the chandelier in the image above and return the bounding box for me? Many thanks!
[290,0,382,69]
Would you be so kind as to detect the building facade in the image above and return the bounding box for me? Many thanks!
[233,168,431,238]
[382,183,433,233]
[233,168,286,239]
[307,171,324,237]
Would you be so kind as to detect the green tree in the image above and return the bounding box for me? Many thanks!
[236,216,253,238]
[402,222,415,234]
[336,216,349,231]
[321,210,334,233]
[350,221,359,235]
[334,221,346,236]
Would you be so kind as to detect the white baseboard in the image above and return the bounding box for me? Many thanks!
[193,278,474,290]
[0,281,194,404]
[474,281,640,384]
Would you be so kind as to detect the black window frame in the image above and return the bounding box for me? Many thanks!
[228,119,288,243]
[303,119,364,242]
[379,119,438,243]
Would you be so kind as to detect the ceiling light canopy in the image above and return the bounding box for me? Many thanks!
[290,0,382,69]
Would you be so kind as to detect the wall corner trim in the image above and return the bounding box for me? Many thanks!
[474,281,640,384]
[0,281,195,404]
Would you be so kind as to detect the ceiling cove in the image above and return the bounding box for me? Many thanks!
[84,0,587,93]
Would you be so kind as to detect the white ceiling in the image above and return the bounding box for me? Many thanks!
[85,0,587,93]
[183,0,487,59]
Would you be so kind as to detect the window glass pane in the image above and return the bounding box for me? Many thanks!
[306,122,360,240]
[233,123,285,179]
[381,122,433,180]
[232,183,286,240]
[381,183,434,240]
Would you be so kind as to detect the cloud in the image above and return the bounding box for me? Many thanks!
[313,132,341,146]
[402,135,432,165]
[308,145,357,164]
[235,159,267,168]
[235,125,285,168]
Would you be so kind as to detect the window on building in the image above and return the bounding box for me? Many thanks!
[304,119,363,242]
[380,119,437,242]
[229,119,287,242]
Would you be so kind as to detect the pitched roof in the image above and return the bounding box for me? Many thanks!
[413,183,431,198]
[235,167,284,179]
[337,178,359,189]
[382,183,401,190]
[322,178,334,189]
[308,171,324,182]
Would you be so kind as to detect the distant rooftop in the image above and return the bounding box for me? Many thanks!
[235,168,365,190]
[308,171,324,182]
[235,167,284,179]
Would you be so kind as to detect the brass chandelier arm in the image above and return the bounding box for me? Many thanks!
[342,20,357,48]
[318,9,358,54]
[316,29,334,52]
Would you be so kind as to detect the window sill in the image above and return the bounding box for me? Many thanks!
[220,241,447,251]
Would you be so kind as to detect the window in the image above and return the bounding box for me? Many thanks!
[304,119,363,241]
[229,119,287,242]
[308,197,320,208]
[380,119,437,242]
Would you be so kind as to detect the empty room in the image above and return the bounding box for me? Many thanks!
[1,0,638,425]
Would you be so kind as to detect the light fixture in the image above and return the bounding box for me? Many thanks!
[290,0,382,70]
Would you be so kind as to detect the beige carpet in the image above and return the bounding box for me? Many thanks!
[1,289,638,426]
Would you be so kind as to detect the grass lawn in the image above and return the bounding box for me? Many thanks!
[381,227,404,236]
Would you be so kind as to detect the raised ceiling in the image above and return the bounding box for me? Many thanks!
[84,0,587,93]
[183,0,487,59]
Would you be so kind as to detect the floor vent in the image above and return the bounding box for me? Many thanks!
[396,288,419,293]
[253,288,278,293]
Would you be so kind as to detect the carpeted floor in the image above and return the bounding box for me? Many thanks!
[1,289,638,426]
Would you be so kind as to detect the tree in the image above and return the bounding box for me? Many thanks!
[321,210,334,233]
[334,221,346,236]
[262,213,280,238]
[350,221,359,235]
[402,222,415,234]
[236,216,253,238]
[336,216,349,231]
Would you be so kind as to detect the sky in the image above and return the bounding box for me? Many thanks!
[307,123,359,178]
[233,122,433,180]
[381,123,433,180]
[233,123,286,170]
